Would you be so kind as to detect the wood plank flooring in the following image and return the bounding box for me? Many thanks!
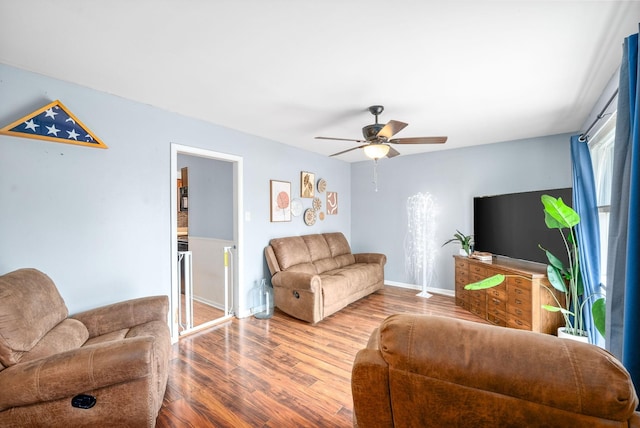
[179,294,225,332]
[156,285,488,427]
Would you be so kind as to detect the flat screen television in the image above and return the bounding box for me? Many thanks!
[473,188,573,265]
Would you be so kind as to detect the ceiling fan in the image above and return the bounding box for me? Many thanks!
[315,105,447,159]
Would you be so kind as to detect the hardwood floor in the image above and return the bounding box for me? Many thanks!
[157,285,487,427]
[179,294,225,332]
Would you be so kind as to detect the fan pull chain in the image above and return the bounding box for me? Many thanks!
[373,159,379,192]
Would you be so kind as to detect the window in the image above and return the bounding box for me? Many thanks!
[587,110,616,288]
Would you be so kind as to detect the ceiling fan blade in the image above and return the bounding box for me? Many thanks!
[389,136,448,144]
[377,120,408,139]
[386,146,401,158]
[330,145,367,157]
[315,136,367,143]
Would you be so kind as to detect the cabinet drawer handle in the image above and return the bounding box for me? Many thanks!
[515,289,523,294]
[492,298,500,305]
[515,308,523,316]
[516,319,523,326]
[515,299,522,305]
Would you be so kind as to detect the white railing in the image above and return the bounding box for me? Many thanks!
[178,250,193,330]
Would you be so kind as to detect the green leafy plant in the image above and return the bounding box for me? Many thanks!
[442,230,474,256]
[465,194,605,338]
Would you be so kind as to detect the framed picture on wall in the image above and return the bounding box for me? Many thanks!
[301,171,315,198]
[327,191,338,215]
[270,180,291,222]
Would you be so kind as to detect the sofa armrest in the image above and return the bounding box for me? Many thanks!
[71,295,168,338]
[352,348,393,428]
[354,253,387,266]
[265,245,280,276]
[0,337,155,411]
[271,271,321,293]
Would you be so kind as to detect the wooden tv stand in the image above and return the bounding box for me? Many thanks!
[454,255,564,335]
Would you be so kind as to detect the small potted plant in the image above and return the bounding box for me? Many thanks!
[442,230,474,256]
[465,195,605,341]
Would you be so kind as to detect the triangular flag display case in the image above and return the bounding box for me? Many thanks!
[0,100,107,149]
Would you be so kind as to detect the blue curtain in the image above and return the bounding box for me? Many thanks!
[607,28,640,403]
[570,135,604,347]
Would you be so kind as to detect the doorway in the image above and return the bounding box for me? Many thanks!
[170,144,243,341]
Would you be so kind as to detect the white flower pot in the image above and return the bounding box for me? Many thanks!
[459,249,468,257]
[557,327,589,343]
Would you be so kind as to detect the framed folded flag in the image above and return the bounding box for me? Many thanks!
[0,100,107,149]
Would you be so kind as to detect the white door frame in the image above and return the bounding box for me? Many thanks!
[170,143,243,342]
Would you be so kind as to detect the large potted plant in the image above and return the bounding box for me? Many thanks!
[465,194,605,340]
[442,230,474,256]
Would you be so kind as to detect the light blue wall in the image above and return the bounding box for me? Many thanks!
[177,155,233,240]
[350,134,573,292]
[0,62,575,313]
[0,63,352,315]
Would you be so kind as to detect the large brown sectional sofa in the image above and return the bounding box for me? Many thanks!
[265,232,386,323]
[0,268,170,427]
[352,313,640,427]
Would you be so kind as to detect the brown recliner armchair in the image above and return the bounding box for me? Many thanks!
[352,314,640,427]
[0,268,171,427]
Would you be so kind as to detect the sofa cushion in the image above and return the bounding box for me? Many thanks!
[283,262,317,275]
[19,319,89,364]
[267,232,357,273]
[84,329,129,347]
[0,269,69,367]
[324,232,352,257]
[313,257,339,274]
[321,264,381,307]
[334,253,356,268]
[270,236,312,270]
[302,234,332,261]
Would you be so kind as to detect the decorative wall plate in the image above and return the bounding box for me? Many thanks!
[304,208,316,226]
[290,198,303,216]
[312,196,322,211]
[317,178,327,193]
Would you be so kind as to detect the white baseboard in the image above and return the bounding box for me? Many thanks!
[236,309,252,319]
[193,295,224,310]
[385,280,455,297]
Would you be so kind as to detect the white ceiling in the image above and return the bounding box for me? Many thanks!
[1,1,638,162]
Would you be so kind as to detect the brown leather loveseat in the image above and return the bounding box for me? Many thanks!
[352,314,640,427]
[265,232,386,324]
[0,268,171,427]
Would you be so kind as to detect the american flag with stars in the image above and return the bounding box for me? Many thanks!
[0,100,107,149]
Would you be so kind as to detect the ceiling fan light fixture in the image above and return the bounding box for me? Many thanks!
[319,105,448,160]
[363,143,390,160]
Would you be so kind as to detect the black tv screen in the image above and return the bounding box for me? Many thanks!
[473,188,573,265]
